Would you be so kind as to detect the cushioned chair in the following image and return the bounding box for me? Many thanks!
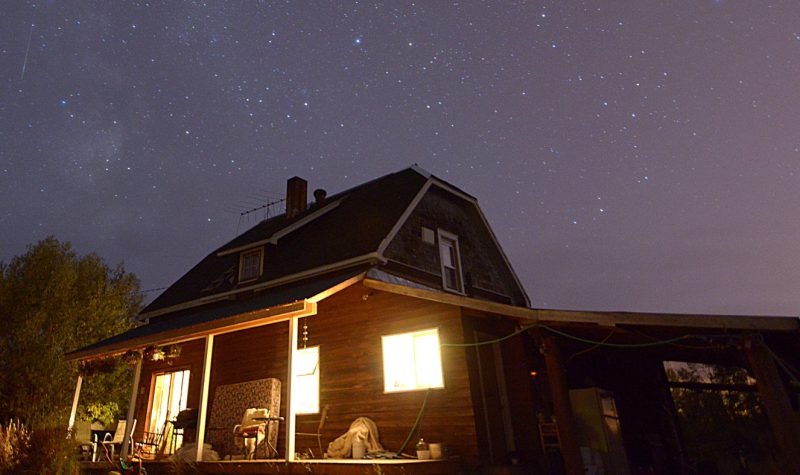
[205,378,281,459]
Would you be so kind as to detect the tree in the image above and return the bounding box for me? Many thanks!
[668,362,779,474]
[0,237,142,428]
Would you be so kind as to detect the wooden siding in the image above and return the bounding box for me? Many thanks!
[300,283,479,467]
[383,185,526,305]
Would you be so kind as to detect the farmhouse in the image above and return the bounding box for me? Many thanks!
[68,166,800,474]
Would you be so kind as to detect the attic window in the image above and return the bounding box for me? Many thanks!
[437,230,463,293]
[239,248,263,283]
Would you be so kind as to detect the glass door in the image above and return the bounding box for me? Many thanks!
[148,369,190,453]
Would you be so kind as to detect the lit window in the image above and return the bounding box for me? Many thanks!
[437,230,463,292]
[382,329,444,392]
[239,248,263,282]
[293,346,319,414]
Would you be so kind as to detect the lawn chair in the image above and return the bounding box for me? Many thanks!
[296,405,329,458]
[73,420,97,461]
[101,419,133,461]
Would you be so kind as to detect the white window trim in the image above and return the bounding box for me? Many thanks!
[238,247,264,283]
[437,229,465,294]
[381,328,445,393]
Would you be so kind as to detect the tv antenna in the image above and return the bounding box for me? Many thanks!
[224,193,286,233]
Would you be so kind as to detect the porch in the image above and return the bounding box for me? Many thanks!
[79,458,459,475]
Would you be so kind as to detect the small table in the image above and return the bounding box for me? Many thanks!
[251,416,284,458]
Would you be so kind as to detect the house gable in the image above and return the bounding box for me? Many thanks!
[383,182,529,306]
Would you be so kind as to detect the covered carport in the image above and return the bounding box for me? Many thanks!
[521,309,800,475]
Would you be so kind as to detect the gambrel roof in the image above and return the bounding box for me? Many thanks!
[68,165,530,360]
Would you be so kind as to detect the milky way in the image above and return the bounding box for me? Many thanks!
[2,1,799,315]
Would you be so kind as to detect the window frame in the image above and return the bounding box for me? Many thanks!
[238,247,264,283]
[381,328,445,394]
[437,229,464,294]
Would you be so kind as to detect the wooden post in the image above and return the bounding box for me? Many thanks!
[121,358,143,459]
[195,335,214,462]
[285,316,298,461]
[742,336,800,474]
[541,335,584,475]
[67,375,83,435]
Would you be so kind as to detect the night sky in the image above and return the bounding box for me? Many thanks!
[2,2,799,316]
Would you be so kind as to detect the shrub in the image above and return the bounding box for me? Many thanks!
[0,421,30,473]
[0,422,81,474]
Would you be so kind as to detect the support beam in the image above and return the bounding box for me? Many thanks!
[540,336,584,475]
[285,316,298,461]
[195,334,214,462]
[67,375,83,434]
[121,358,143,459]
[742,336,800,474]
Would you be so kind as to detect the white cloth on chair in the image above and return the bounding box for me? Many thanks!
[234,408,269,459]
[326,417,383,458]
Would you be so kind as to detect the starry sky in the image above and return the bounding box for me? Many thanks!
[2,1,800,316]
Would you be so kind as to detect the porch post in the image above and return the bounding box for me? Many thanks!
[742,335,800,472]
[121,358,143,459]
[67,375,83,435]
[195,334,214,462]
[540,335,584,475]
[285,316,298,461]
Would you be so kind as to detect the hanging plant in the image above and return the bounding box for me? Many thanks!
[121,350,142,366]
[143,346,165,362]
[164,344,182,359]
[78,358,117,376]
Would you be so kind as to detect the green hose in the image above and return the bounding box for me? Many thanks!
[396,387,431,457]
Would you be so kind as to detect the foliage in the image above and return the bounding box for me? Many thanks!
[0,237,142,428]
[0,420,30,473]
[668,363,779,474]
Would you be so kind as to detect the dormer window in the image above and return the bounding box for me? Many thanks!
[437,230,463,293]
[239,248,263,283]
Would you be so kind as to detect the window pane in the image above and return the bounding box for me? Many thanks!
[383,329,444,392]
[413,332,444,388]
[294,347,319,414]
[383,334,416,392]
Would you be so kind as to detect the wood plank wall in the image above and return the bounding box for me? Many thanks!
[133,283,481,466]
[301,284,479,466]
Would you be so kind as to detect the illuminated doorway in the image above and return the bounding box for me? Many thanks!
[148,369,190,454]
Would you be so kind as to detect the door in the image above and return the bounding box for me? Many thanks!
[148,369,190,453]
[474,330,515,464]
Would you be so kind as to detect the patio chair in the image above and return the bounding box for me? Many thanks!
[234,407,269,459]
[101,419,133,461]
[73,420,96,461]
[296,404,329,458]
[135,421,171,460]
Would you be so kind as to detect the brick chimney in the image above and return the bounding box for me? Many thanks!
[286,176,307,218]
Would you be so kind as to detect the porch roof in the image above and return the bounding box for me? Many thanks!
[66,267,367,361]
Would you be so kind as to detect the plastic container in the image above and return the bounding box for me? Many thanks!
[416,438,430,460]
[352,438,366,459]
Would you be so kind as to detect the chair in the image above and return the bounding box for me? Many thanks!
[135,422,171,460]
[73,420,96,461]
[101,419,132,461]
[296,405,329,458]
[234,408,269,459]
[539,420,560,451]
